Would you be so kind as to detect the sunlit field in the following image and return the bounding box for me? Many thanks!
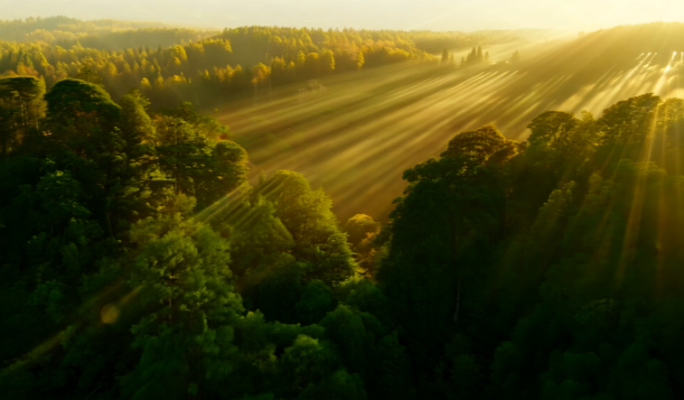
[212,23,684,219]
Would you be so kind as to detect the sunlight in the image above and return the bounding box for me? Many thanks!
[9,9,684,400]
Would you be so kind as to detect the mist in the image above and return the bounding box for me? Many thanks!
[6,0,684,31]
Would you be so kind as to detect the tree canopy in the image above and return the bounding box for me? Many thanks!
[4,20,684,400]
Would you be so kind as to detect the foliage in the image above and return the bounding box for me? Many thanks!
[0,21,445,110]
[3,28,684,398]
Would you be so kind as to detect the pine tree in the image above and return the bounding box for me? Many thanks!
[441,48,449,64]
[76,65,103,86]
[469,47,476,62]
[296,50,306,69]
[356,49,365,70]
[0,76,44,156]
[321,49,335,76]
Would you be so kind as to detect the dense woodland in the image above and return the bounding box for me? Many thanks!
[3,18,684,400]
[0,17,521,110]
[0,26,429,109]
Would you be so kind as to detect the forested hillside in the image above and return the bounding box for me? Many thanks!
[3,17,684,400]
[0,25,436,108]
[2,69,684,399]
[0,17,521,110]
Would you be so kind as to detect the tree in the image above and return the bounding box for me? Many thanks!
[154,115,206,197]
[528,111,579,149]
[343,214,380,248]
[119,87,156,144]
[44,78,121,152]
[319,305,375,376]
[165,101,229,140]
[121,196,244,399]
[251,62,271,101]
[356,50,365,70]
[304,52,321,79]
[379,125,511,372]
[372,331,415,400]
[76,65,103,86]
[320,50,335,76]
[154,106,248,209]
[298,369,368,400]
[441,48,450,64]
[295,280,333,325]
[44,78,132,237]
[278,334,339,397]
[598,92,661,145]
[441,125,512,163]
[197,140,248,207]
[113,87,169,229]
[255,170,354,286]
[0,76,45,156]
[296,51,306,71]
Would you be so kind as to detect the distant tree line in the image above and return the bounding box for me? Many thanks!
[0,24,444,109]
[0,16,176,42]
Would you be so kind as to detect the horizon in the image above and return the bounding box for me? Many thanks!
[5,0,684,32]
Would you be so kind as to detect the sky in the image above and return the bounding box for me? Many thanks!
[5,0,684,31]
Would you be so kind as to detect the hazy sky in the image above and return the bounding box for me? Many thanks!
[6,0,684,31]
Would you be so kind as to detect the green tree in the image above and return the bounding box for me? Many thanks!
[343,214,380,248]
[76,65,103,86]
[256,170,354,286]
[278,334,339,397]
[378,125,514,372]
[0,76,44,156]
[121,196,244,399]
[44,78,121,155]
[154,109,248,209]
[598,92,661,145]
[298,369,368,400]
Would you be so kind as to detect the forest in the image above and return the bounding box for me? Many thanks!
[0,16,517,110]
[3,15,684,400]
